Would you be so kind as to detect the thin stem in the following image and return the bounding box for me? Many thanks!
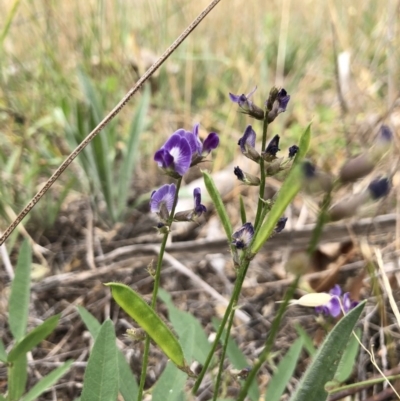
[237,275,300,401]
[193,258,250,394]
[137,178,182,401]
[254,117,269,231]
[212,296,237,400]
[0,0,223,246]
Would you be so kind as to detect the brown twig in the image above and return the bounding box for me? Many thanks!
[0,0,222,246]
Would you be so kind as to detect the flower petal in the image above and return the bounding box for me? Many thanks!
[202,132,219,154]
[150,183,177,213]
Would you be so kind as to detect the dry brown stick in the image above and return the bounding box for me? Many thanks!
[0,0,223,246]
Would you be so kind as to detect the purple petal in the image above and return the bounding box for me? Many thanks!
[277,88,290,113]
[329,285,342,297]
[162,134,192,176]
[193,188,201,208]
[150,183,176,213]
[176,129,199,155]
[154,148,174,169]
[328,297,341,317]
[232,222,254,249]
[202,132,219,154]
[229,93,243,103]
[265,135,280,156]
[238,125,256,153]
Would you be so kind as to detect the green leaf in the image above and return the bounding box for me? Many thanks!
[334,327,361,383]
[294,323,316,357]
[78,306,138,401]
[0,338,7,362]
[7,354,27,401]
[20,360,73,401]
[106,283,186,368]
[251,165,301,253]
[7,314,60,363]
[212,318,259,401]
[202,171,232,239]
[151,362,186,401]
[293,123,311,166]
[158,289,210,364]
[9,240,31,341]
[152,324,194,401]
[116,85,150,218]
[264,338,303,401]
[77,306,101,338]
[117,351,138,401]
[251,124,311,254]
[289,301,366,401]
[80,320,119,401]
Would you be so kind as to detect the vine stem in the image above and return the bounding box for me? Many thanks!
[0,0,223,246]
[138,178,182,401]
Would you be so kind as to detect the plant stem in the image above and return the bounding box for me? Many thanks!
[212,295,237,400]
[254,116,269,231]
[137,178,182,401]
[237,275,300,401]
[193,258,250,394]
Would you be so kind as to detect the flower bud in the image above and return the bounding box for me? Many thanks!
[229,87,264,120]
[234,166,260,186]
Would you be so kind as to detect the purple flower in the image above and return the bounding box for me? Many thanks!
[174,188,207,222]
[175,124,219,166]
[229,87,264,120]
[315,285,358,317]
[232,222,254,249]
[193,187,207,217]
[343,292,359,313]
[368,177,390,200]
[274,217,288,233]
[262,135,280,162]
[288,145,299,158]
[266,88,290,123]
[150,184,177,221]
[238,125,260,162]
[154,133,192,177]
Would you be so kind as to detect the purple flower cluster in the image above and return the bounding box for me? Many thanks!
[154,124,219,178]
[150,124,218,225]
[315,285,358,318]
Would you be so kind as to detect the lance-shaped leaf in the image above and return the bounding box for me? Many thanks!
[289,301,366,401]
[106,283,186,370]
[80,320,118,401]
[202,171,233,239]
[21,360,73,401]
[8,314,60,363]
[9,239,31,341]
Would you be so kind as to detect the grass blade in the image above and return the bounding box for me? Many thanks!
[264,338,303,401]
[290,301,366,401]
[116,85,150,218]
[20,360,73,401]
[9,239,31,341]
[7,314,60,363]
[80,320,118,401]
